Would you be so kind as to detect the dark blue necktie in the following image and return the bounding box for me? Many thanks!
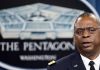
[89,61,95,70]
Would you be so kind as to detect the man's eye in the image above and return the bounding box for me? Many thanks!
[76,29,83,34]
[89,28,96,32]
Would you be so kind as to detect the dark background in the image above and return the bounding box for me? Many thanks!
[0,0,91,12]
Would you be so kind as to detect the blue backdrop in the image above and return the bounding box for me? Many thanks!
[88,0,100,16]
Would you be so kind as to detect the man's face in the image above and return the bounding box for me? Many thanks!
[74,16,100,54]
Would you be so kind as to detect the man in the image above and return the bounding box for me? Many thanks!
[47,12,100,70]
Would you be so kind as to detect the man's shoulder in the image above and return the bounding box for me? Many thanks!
[56,52,78,64]
[47,52,79,70]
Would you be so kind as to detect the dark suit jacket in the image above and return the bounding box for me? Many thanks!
[0,67,6,70]
[47,52,86,70]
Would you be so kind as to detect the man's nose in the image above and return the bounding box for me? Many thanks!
[82,30,90,38]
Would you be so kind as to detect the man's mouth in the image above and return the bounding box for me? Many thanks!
[82,42,92,48]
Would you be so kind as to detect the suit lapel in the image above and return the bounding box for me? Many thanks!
[99,66,100,70]
[71,52,86,70]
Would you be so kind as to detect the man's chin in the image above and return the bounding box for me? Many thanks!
[82,47,94,53]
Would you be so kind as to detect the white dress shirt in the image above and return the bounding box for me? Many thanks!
[80,54,100,70]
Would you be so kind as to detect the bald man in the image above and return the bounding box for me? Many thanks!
[47,12,100,70]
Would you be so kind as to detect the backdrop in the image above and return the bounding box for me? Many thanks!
[0,0,99,70]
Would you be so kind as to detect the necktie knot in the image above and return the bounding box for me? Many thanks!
[89,61,95,66]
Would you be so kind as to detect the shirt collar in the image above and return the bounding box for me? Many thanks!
[93,54,100,66]
[80,54,100,69]
[80,54,90,68]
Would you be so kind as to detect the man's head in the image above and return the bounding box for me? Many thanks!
[74,12,100,58]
